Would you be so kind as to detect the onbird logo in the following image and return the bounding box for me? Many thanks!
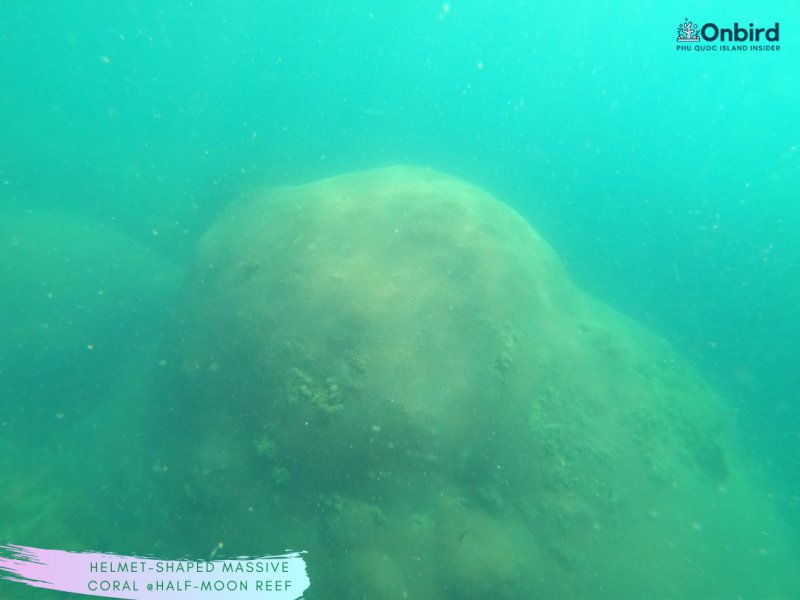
[675,17,781,52]
[677,18,700,42]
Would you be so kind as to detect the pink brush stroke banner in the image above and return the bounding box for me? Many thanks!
[0,545,309,599]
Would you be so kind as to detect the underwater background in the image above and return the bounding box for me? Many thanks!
[1,0,798,598]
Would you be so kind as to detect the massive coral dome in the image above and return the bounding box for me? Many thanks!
[162,166,799,599]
